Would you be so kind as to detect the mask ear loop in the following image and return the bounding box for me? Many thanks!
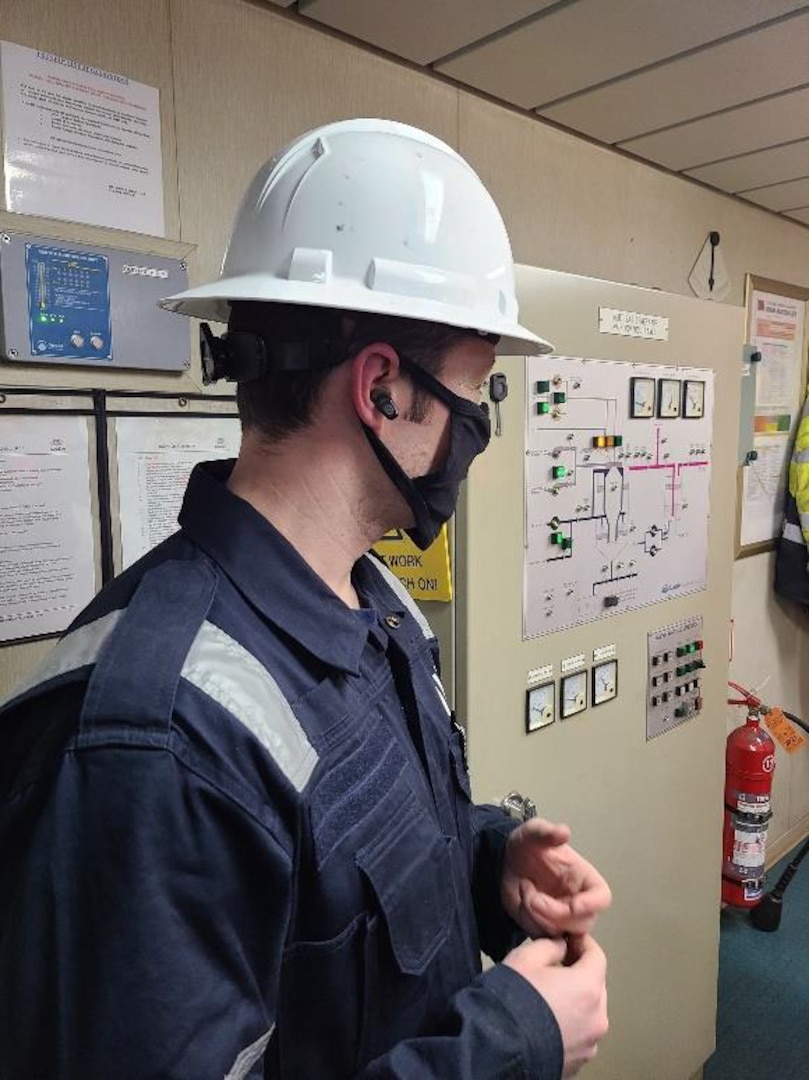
[398,357,491,419]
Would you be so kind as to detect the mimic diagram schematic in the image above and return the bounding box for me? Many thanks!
[524,357,715,639]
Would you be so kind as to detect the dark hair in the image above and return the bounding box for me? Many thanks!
[229,302,479,442]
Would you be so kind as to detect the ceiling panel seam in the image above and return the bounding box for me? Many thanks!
[427,0,579,70]
[683,135,809,175]
[530,6,809,115]
[739,173,809,196]
[615,80,809,154]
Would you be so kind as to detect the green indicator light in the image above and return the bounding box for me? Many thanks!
[553,392,566,404]
[676,646,686,657]
[538,402,550,415]
[561,538,573,551]
[550,532,562,544]
[614,435,623,446]
[536,380,550,393]
[552,466,566,479]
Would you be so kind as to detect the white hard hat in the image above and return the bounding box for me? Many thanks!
[160,119,551,356]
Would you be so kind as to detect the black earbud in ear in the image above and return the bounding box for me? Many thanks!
[370,388,399,420]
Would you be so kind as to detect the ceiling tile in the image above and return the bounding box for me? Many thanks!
[300,0,547,66]
[739,176,809,211]
[687,139,809,192]
[539,9,809,144]
[438,0,805,111]
[620,86,809,171]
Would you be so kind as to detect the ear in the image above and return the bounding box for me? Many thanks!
[350,342,403,431]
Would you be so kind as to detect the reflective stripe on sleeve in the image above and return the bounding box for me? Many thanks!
[181,621,317,792]
[782,521,805,544]
[0,609,123,710]
[224,1026,274,1080]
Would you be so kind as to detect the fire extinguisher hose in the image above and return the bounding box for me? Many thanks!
[751,834,809,931]
[782,709,809,736]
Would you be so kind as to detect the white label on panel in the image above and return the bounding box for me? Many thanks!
[527,664,554,687]
[598,308,669,341]
[593,643,616,662]
[561,653,586,674]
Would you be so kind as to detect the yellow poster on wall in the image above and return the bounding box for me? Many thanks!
[372,525,452,602]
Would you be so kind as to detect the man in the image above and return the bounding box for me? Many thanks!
[0,120,610,1078]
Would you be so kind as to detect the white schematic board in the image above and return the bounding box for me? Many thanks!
[524,357,715,639]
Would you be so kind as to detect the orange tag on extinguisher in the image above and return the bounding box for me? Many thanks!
[763,708,805,755]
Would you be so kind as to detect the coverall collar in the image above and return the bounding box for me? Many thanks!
[178,460,405,676]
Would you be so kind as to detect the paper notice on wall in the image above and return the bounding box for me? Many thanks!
[114,416,241,569]
[1,41,164,235]
[0,415,97,641]
[740,433,791,547]
[751,292,804,409]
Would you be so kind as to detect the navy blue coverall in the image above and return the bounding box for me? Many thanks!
[0,460,562,1078]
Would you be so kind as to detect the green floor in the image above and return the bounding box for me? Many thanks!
[705,842,809,1080]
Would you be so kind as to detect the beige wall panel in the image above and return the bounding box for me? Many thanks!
[622,87,809,172]
[0,0,180,239]
[688,138,809,194]
[1,639,60,705]
[440,0,805,112]
[458,100,634,287]
[540,11,809,144]
[170,0,458,296]
[787,207,809,225]
[459,96,809,310]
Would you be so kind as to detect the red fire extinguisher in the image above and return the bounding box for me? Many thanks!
[722,684,776,908]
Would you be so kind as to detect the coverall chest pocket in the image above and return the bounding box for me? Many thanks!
[355,802,457,1066]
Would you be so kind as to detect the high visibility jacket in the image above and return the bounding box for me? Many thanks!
[775,396,809,604]
[0,459,562,1080]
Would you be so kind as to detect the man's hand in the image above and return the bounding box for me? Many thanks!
[501,818,612,938]
[503,935,608,1077]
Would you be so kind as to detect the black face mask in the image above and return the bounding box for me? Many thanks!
[363,359,491,550]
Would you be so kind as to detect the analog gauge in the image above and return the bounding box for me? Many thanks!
[526,682,555,733]
[560,670,588,719]
[592,660,618,706]
[630,377,656,419]
[657,379,681,419]
[683,379,705,419]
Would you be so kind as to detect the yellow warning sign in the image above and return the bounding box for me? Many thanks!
[373,525,452,602]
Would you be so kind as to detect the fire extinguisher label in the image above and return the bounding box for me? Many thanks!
[743,880,764,901]
[733,826,767,869]
[737,794,771,815]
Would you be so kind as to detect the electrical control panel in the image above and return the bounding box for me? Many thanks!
[0,230,190,372]
[646,615,704,740]
[524,357,714,639]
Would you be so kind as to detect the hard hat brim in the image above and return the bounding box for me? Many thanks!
[159,274,553,356]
